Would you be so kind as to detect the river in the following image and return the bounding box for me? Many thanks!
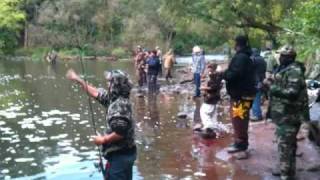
[0,58,260,180]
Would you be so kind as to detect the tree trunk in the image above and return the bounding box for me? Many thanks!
[24,23,29,48]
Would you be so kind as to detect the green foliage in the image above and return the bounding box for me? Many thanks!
[111,47,128,58]
[0,0,319,63]
[0,0,25,54]
[280,0,320,61]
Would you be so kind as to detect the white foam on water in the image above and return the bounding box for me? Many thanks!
[38,117,63,126]
[0,121,6,126]
[21,123,36,129]
[1,169,9,174]
[50,134,68,140]
[4,157,12,162]
[1,137,12,141]
[28,149,36,153]
[25,134,48,143]
[14,158,35,163]
[79,120,89,125]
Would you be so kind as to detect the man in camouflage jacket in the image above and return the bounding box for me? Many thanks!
[67,69,136,180]
[267,45,309,180]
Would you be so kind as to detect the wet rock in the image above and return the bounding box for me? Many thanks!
[296,152,304,157]
[177,112,187,119]
[233,151,249,160]
[136,93,144,98]
[306,164,320,172]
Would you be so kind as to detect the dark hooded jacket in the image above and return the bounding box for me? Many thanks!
[224,47,256,100]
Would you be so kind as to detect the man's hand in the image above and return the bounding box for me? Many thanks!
[93,135,108,145]
[66,69,80,82]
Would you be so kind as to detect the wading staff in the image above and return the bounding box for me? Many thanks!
[77,46,106,179]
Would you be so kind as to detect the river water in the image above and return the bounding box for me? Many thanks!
[0,58,258,180]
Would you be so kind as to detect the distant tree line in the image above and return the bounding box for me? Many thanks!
[0,0,319,60]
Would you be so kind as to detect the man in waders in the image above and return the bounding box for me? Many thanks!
[66,69,136,180]
[224,35,256,154]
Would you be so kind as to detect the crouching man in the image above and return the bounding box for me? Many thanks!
[66,69,136,180]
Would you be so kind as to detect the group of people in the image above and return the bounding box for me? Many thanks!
[134,46,176,93]
[191,35,310,180]
[65,34,312,180]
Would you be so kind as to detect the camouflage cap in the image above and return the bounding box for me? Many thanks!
[276,45,296,56]
[104,70,133,98]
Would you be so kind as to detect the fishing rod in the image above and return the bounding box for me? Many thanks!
[77,45,106,178]
[72,12,106,178]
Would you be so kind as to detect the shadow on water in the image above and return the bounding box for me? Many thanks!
[0,59,259,180]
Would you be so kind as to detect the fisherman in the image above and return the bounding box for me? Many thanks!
[224,35,256,153]
[191,46,206,97]
[163,49,176,82]
[194,63,227,138]
[66,69,136,180]
[251,48,267,121]
[266,45,309,180]
[146,50,161,93]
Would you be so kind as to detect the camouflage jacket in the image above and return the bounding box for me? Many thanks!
[270,62,310,125]
[96,88,135,157]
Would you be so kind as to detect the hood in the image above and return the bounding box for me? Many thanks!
[237,46,252,56]
[105,70,133,100]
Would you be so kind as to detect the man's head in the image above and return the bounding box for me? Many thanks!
[150,50,157,57]
[234,35,249,51]
[276,45,296,66]
[193,46,202,55]
[251,48,260,56]
[104,70,132,98]
[207,63,218,75]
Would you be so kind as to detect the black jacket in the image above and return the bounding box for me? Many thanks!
[224,47,256,100]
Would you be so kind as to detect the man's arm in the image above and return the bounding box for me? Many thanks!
[224,55,246,81]
[94,132,123,145]
[66,69,99,98]
[94,118,129,145]
[270,68,304,100]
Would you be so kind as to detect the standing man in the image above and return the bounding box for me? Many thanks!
[135,47,147,88]
[224,35,256,153]
[66,69,137,180]
[268,45,309,180]
[156,46,163,77]
[163,49,175,82]
[146,50,161,93]
[192,46,206,97]
[251,48,267,121]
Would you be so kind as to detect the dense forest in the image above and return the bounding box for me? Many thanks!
[0,0,319,60]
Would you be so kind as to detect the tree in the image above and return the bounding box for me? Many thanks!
[0,0,25,53]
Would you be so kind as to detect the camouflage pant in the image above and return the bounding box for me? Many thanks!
[276,123,301,180]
